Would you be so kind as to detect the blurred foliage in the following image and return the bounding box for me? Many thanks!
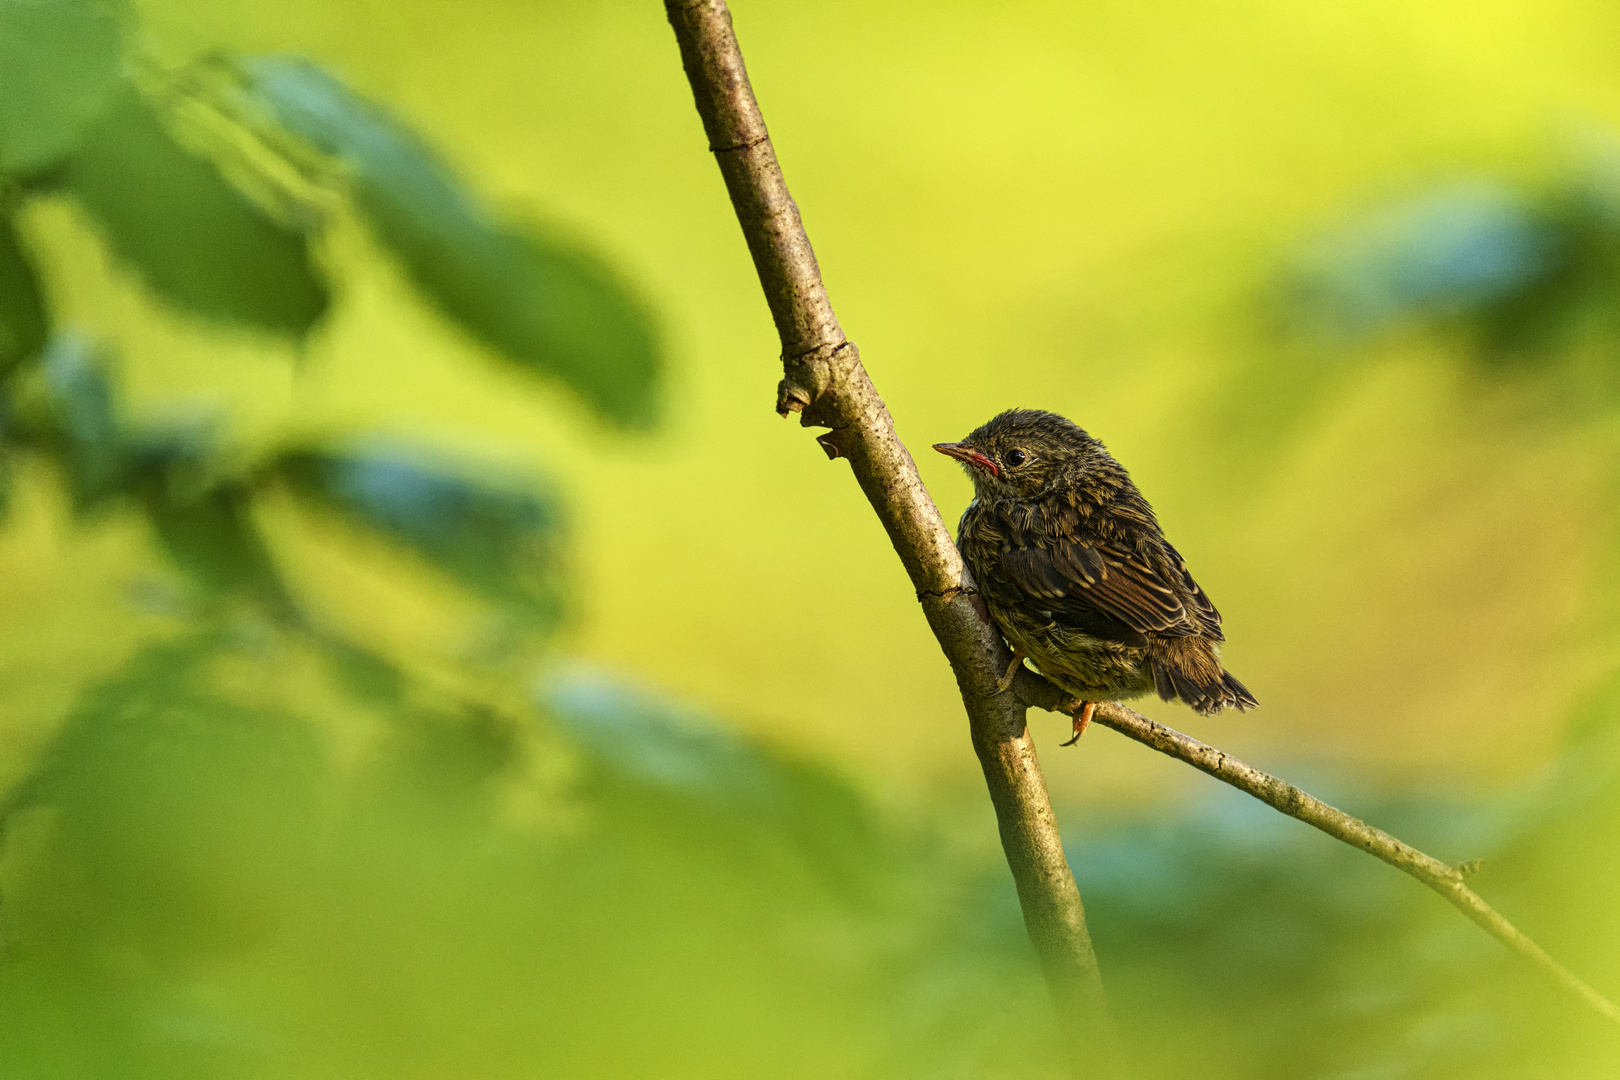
[68,85,329,337]
[1284,153,1620,387]
[1289,180,1560,341]
[0,636,1058,1079]
[0,216,46,375]
[0,0,661,635]
[5,631,1620,1079]
[239,56,660,428]
[0,0,129,175]
[277,440,567,628]
[36,334,132,514]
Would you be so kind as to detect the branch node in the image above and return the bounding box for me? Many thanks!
[776,378,812,415]
[1456,858,1486,880]
[711,134,770,154]
[776,341,854,420]
[815,432,842,460]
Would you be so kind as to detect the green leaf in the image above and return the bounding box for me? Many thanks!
[67,85,328,337]
[319,636,405,705]
[144,482,290,606]
[0,213,47,375]
[278,440,565,628]
[40,332,123,510]
[0,0,129,174]
[6,633,326,950]
[33,343,287,605]
[240,57,659,427]
[544,669,883,877]
[124,423,294,608]
[32,338,293,604]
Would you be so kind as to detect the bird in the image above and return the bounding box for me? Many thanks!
[934,408,1256,744]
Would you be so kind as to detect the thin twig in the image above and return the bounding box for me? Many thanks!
[1012,672,1620,1027]
[662,2,1123,1075]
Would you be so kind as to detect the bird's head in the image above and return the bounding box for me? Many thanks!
[933,408,1101,499]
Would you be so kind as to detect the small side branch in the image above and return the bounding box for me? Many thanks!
[1014,671,1620,1027]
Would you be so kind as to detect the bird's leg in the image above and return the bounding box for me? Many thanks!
[995,649,1027,693]
[1058,700,1097,747]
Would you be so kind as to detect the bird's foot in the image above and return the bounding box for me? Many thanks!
[995,650,1027,693]
[1058,700,1097,747]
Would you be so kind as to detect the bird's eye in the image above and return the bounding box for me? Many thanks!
[1007,449,1027,467]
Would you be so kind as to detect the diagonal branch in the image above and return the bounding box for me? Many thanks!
[1014,672,1620,1026]
[662,2,1123,1076]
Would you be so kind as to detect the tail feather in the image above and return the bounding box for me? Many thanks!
[1167,665,1217,715]
[1150,641,1259,716]
[1152,660,1176,702]
[1221,671,1259,712]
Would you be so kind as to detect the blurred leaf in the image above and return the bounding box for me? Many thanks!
[0,0,129,174]
[39,332,123,510]
[0,642,980,1080]
[6,634,326,954]
[1284,172,1620,379]
[125,424,294,608]
[67,85,328,336]
[548,669,853,816]
[1288,181,1561,339]
[239,56,659,427]
[1470,182,1620,361]
[146,482,289,607]
[318,635,405,705]
[278,440,565,627]
[1065,788,1534,1080]
[543,668,887,893]
[32,346,293,606]
[0,213,48,375]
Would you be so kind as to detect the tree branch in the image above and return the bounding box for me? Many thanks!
[1013,671,1620,1027]
[662,2,1123,1075]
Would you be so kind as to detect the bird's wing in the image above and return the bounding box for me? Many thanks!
[1162,540,1223,637]
[1000,535,1220,641]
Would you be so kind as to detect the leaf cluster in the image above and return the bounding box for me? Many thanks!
[1284,166,1620,378]
[0,0,662,646]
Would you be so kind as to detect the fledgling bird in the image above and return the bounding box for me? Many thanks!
[935,409,1256,743]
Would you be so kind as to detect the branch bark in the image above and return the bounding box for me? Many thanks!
[1013,673,1620,1027]
[662,2,1122,1076]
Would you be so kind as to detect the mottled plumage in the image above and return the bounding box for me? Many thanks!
[935,409,1256,729]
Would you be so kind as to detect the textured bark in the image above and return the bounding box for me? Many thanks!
[663,2,1122,1075]
[1014,674,1620,1026]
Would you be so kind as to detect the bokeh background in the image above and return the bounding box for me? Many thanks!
[4,0,1620,1077]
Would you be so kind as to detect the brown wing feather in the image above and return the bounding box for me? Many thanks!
[1162,541,1223,638]
[1001,536,1211,640]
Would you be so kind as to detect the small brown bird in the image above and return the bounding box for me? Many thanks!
[935,409,1256,743]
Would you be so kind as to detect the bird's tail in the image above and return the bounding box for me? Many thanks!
[1150,639,1259,717]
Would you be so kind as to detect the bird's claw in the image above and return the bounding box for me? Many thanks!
[1058,700,1097,747]
[995,651,1026,693]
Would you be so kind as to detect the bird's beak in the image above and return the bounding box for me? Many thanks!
[932,442,1000,477]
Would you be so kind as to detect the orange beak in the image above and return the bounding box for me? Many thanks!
[933,442,999,477]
